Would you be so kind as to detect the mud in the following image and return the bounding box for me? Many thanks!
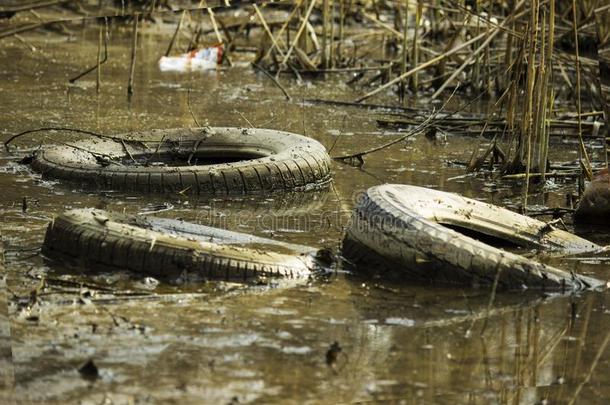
[2,21,610,404]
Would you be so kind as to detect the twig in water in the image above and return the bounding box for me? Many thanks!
[334,86,459,164]
[5,127,111,152]
[252,62,291,100]
[70,19,108,83]
[14,34,36,52]
[304,98,420,113]
[127,14,139,97]
[501,171,580,179]
[120,138,136,164]
[137,203,174,215]
[238,112,254,128]
[187,89,201,127]
[96,22,103,93]
[4,127,145,159]
[331,119,429,165]
[144,135,167,166]
[0,22,46,40]
[327,115,348,155]
[60,142,122,166]
[187,139,202,166]
[24,269,117,293]
[0,0,71,14]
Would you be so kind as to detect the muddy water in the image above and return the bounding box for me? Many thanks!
[2,23,610,404]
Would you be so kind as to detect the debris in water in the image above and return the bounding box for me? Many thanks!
[159,44,223,72]
[325,341,342,368]
[78,359,99,382]
[575,168,610,224]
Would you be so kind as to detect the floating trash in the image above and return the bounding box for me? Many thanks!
[158,44,224,72]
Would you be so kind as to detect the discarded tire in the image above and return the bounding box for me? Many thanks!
[43,209,332,282]
[30,127,332,194]
[343,184,605,291]
[574,168,610,225]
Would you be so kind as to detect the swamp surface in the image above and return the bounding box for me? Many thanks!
[2,20,610,404]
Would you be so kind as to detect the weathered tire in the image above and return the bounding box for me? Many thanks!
[42,209,330,282]
[343,184,606,291]
[30,127,332,194]
[574,169,610,225]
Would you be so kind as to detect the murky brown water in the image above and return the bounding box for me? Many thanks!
[2,21,610,404]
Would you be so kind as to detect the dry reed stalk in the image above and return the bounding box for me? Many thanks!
[362,10,401,37]
[409,0,421,91]
[595,6,610,174]
[472,0,481,92]
[298,1,309,53]
[531,7,546,181]
[399,0,408,103]
[305,17,320,52]
[572,0,593,187]
[355,31,487,102]
[392,0,402,32]
[165,10,186,56]
[207,8,222,44]
[337,0,344,64]
[253,4,286,59]
[484,11,492,95]
[432,0,439,33]
[321,0,330,69]
[430,24,503,100]
[127,14,139,97]
[262,0,303,62]
[278,0,317,75]
[505,42,525,169]
[96,23,102,94]
[329,0,335,68]
[537,0,555,182]
[432,15,468,90]
[196,0,219,42]
[521,0,541,210]
[504,13,514,90]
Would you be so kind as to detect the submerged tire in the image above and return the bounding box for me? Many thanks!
[343,184,605,291]
[30,127,332,194]
[574,169,610,225]
[43,209,330,282]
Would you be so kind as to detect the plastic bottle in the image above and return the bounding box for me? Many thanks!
[159,44,224,72]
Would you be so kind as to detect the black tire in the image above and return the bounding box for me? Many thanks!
[43,209,329,282]
[343,184,605,291]
[574,174,610,225]
[30,127,332,194]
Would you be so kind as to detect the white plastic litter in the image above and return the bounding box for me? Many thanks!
[158,44,223,72]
